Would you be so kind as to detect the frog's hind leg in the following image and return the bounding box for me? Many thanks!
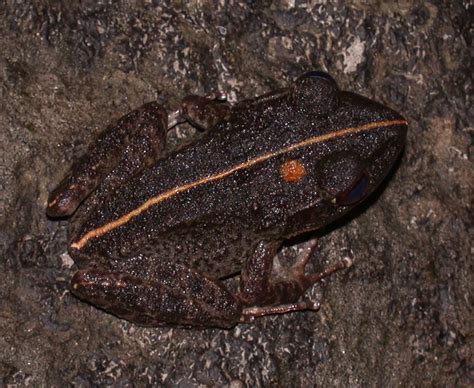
[238,240,352,321]
[71,262,242,328]
[47,101,169,217]
[47,95,231,218]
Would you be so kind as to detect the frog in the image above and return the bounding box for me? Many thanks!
[46,71,407,328]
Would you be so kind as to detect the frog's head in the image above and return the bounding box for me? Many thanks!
[281,71,408,236]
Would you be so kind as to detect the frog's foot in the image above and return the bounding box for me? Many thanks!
[288,240,353,293]
[241,301,321,323]
[47,102,168,217]
[238,240,352,316]
[70,263,242,328]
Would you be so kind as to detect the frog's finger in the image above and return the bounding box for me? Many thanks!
[180,95,230,131]
[47,101,168,217]
[71,263,242,328]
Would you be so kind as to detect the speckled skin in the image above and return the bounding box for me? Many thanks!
[47,73,407,328]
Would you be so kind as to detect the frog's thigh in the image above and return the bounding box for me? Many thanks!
[47,101,168,217]
[71,262,242,328]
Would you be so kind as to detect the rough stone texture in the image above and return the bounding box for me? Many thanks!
[0,1,471,386]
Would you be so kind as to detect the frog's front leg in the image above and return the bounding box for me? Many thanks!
[71,262,242,328]
[238,240,352,320]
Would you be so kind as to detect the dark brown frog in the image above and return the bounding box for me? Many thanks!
[47,72,407,328]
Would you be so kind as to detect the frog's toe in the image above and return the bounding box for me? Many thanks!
[283,241,352,290]
[299,256,352,289]
[47,179,87,217]
[71,269,124,312]
[180,94,230,130]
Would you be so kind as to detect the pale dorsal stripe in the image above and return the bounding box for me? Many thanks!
[71,119,407,249]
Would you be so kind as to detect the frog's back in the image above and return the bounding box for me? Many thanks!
[68,113,303,275]
[68,75,407,277]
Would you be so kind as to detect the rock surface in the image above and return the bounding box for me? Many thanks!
[0,1,471,386]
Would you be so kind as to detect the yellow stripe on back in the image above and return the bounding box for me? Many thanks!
[71,119,407,249]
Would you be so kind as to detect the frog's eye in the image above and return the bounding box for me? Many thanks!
[336,172,369,206]
[293,71,339,116]
[301,71,337,86]
[316,152,370,206]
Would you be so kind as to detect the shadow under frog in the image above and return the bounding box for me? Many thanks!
[47,72,407,328]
